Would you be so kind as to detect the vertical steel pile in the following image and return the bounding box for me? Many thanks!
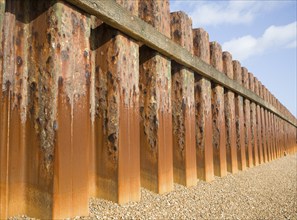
[210,42,227,178]
[90,0,140,204]
[233,60,245,171]
[0,0,91,218]
[193,28,214,181]
[0,0,296,219]
[242,67,253,168]
[255,78,264,164]
[249,73,258,166]
[223,52,238,175]
[138,0,173,194]
[170,11,197,187]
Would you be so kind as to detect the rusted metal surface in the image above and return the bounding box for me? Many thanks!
[65,0,297,128]
[255,78,263,164]
[223,51,237,175]
[233,61,246,171]
[275,101,278,158]
[242,67,253,168]
[249,73,258,166]
[138,0,173,194]
[1,1,55,218]
[170,11,197,186]
[91,0,140,204]
[210,42,227,178]
[266,89,272,161]
[52,2,91,217]
[193,28,214,181]
[1,0,297,219]
[263,87,271,162]
[1,1,92,218]
[269,94,275,160]
[260,83,268,162]
[271,113,276,159]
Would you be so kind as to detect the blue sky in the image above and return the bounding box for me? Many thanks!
[170,0,297,118]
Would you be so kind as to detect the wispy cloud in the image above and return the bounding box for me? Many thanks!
[170,0,280,27]
[222,21,297,61]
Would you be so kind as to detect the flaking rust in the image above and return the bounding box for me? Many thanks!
[249,73,258,166]
[259,82,268,162]
[0,4,4,215]
[223,51,237,175]
[193,28,214,181]
[264,88,271,161]
[92,0,140,204]
[0,1,34,217]
[139,0,173,194]
[233,60,246,171]
[171,11,197,187]
[262,86,269,162]
[0,0,92,218]
[242,67,253,168]
[52,1,91,217]
[210,41,226,178]
[255,78,263,164]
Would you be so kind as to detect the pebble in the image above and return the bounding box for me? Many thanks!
[10,154,297,220]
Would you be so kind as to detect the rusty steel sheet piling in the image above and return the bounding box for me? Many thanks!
[263,87,271,162]
[233,61,245,171]
[269,94,275,160]
[259,82,268,162]
[265,89,272,161]
[270,102,274,158]
[242,67,253,168]
[138,0,173,194]
[280,105,284,156]
[222,52,237,175]
[193,28,214,181]
[276,116,280,157]
[91,0,140,204]
[249,73,258,166]
[210,42,227,178]
[170,11,197,186]
[1,0,92,218]
[272,97,276,158]
[52,2,91,217]
[276,105,280,157]
[272,96,277,159]
[1,0,297,219]
[0,1,27,218]
[255,78,263,164]
[266,93,273,161]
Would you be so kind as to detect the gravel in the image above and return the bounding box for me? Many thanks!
[12,154,297,220]
[84,154,297,220]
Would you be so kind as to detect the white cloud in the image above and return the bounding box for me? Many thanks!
[222,21,297,61]
[286,40,297,48]
[171,0,280,27]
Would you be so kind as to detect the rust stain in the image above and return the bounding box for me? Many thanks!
[0,0,296,219]
[193,28,210,63]
[138,0,173,194]
[254,78,263,164]
[242,67,253,168]
[171,11,197,186]
[193,28,214,181]
[249,72,258,166]
[210,42,226,178]
[259,83,268,162]
[233,61,246,171]
[1,1,92,218]
[195,77,213,181]
[222,51,236,176]
[92,0,140,203]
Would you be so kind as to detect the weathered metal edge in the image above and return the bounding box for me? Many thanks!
[64,0,297,127]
